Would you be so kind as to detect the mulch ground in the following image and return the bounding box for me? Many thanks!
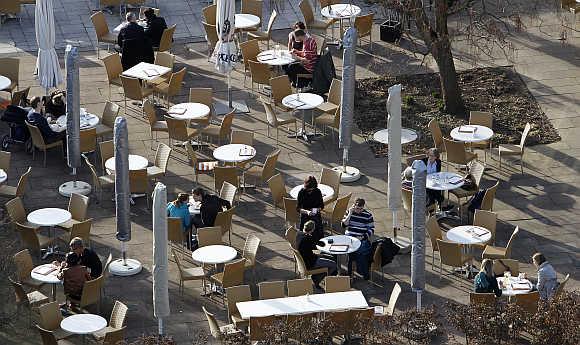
[354,66,560,156]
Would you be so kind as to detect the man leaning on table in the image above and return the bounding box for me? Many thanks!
[342,198,374,280]
[297,220,337,290]
[70,237,102,279]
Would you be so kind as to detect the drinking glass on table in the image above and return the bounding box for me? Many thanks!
[275,44,280,57]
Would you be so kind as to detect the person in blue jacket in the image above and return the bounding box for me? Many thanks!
[167,193,192,232]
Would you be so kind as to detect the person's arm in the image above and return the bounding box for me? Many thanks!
[367,213,375,237]
[316,189,324,210]
[341,207,353,227]
[536,269,545,297]
[436,159,442,173]
[287,32,294,51]
[218,197,231,210]
[117,29,123,47]
[491,276,502,297]
[297,190,311,216]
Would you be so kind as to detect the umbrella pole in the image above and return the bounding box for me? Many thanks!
[121,241,127,266]
[416,289,422,311]
[392,210,398,240]
[158,318,164,336]
[227,72,232,109]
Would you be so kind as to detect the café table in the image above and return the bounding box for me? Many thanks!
[282,93,324,142]
[235,13,261,30]
[497,276,534,297]
[121,62,172,82]
[52,111,100,132]
[321,4,362,40]
[0,169,7,184]
[257,49,297,66]
[31,263,62,301]
[447,225,491,277]
[317,235,361,275]
[450,125,494,143]
[105,154,148,172]
[213,144,256,164]
[289,183,335,203]
[192,245,238,265]
[167,103,210,121]
[237,290,368,319]
[27,208,72,259]
[60,314,107,345]
[373,128,419,145]
[427,171,465,220]
[0,76,11,91]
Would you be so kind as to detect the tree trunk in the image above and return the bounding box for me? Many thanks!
[432,37,465,115]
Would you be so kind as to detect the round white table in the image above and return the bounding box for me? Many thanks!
[0,76,11,91]
[426,172,465,191]
[192,245,238,265]
[28,208,71,259]
[318,235,361,275]
[497,276,533,297]
[61,314,107,344]
[235,13,260,30]
[54,111,100,132]
[446,226,491,245]
[321,4,361,40]
[289,183,335,203]
[213,144,256,163]
[0,169,7,184]
[31,263,62,301]
[257,49,297,66]
[282,93,324,141]
[105,154,148,172]
[450,125,494,143]
[373,128,419,145]
[168,103,210,121]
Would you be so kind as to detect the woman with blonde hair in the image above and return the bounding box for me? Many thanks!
[474,258,502,297]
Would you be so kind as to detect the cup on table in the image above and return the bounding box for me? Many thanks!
[327,238,334,244]
[275,44,280,57]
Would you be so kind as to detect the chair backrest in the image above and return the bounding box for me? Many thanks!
[102,53,123,84]
[188,87,214,113]
[165,116,190,142]
[158,24,177,52]
[214,166,239,191]
[102,101,120,128]
[166,67,186,96]
[480,180,499,211]
[202,306,222,339]
[354,13,373,38]
[515,291,539,314]
[504,226,519,258]
[15,166,31,197]
[121,75,145,101]
[102,326,126,345]
[291,248,311,279]
[248,60,271,85]
[324,276,350,293]
[69,219,93,244]
[6,196,26,224]
[197,226,222,247]
[202,22,219,47]
[287,278,313,297]
[260,149,280,183]
[16,222,41,253]
[320,167,340,198]
[218,111,235,139]
[327,78,342,105]
[171,248,188,280]
[219,181,237,206]
[401,187,412,212]
[370,242,383,270]
[267,173,286,206]
[221,259,246,288]
[80,275,103,308]
[13,249,34,283]
[269,76,292,106]
[231,130,254,145]
[241,0,263,19]
[492,259,520,276]
[467,160,485,188]
[102,253,113,282]
[473,210,497,244]
[91,11,110,40]
[330,193,352,223]
[469,292,496,307]
[99,140,114,172]
[154,142,172,174]
[26,122,47,149]
[519,122,532,150]
[239,39,261,69]
[129,169,148,194]
[9,276,29,305]
[283,198,299,226]
[469,111,493,128]
[154,52,175,69]
[265,9,277,33]
[319,0,339,7]
[443,138,470,165]
[109,300,128,328]
[285,226,298,249]
[428,119,445,152]
[0,58,18,88]
[312,34,327,55]
[143,99,159,128]
[386,282,402,316]
[426,216,443,250]
[11,87,30,106]
[299,0,315,25]
[69,192,89,221]
[242,233,261,267]
[202,4,217,25]
[167,217,183,243]
[436,239,465,267]
[38,301,63,331]
[261,98,279,128]
[554,273,570,298]
[36,324,59,345]
[214,206,235,237]
[258,281,285,299]
[225,284,252,320]
[80,128,97,154]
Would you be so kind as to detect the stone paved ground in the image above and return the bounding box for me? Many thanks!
[0,2,579,344]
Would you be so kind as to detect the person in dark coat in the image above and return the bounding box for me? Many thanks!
[296,176,325,241]
[144,8,167,48]
[191,187,231,229]
[296,220,336,289]
[70,237,103,279]
[118,12,154,69]
[26,96,66,145]
[422,147,444,207]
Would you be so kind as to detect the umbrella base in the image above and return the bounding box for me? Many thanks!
[394,236,412,254]
[214,99,250,115]
[109,258,143,276]
[332,166,361,183]
[58,181,92,197]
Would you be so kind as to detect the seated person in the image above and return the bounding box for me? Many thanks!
[532,252,558,300]
[144,8,168,48]
[26,96,66,144]
[474,259,502,297]
[70,237,102,279]
[118,12,146,50]
[58,252,90,303]
[44,90,66,117]
[287,21,306,51]
[283,29,318,87]
[402,166,413,191]
[191,187,231,229]
[296,220,337,289]
[423,147,444,207]
[342,198,374,280]
[167,193,192,232]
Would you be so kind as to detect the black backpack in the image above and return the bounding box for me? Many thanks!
[369,237,399,267]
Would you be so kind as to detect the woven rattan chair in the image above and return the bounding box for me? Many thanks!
[91,11,117,58]
[514,291,540,315]
[27,122,64,167]
[317,78,341,115]
[143,101,168,149]
[321,193,351,234]
[38,302,72,340]
[472,210,497,250]
[244,149,280,187]
[436,239,473,279]
[354,13,374,50]
[147,143,172,180]
[120,75,153,115]
[324,276,350,293]
[85,156,114,203]
[197,226,223,247]
[443,138,477,171]
[267,173,288,210]
[426,216,443,269]
[202,4,217,25]
[283,198,299,228]
[292,248,328,281]
[171,248,206,295]
[202,22,219,61]
[68,275,104,313]
[469,111,493,161]
[200,110,234,146]
[320,167,340,205]
[261,98,297,145]
[248,60,272,96]
[299,0,333,32]
[225,284,252,329]
[203,306,240,340]
[287,278,314,297]
[186,142,217,184]
[129,169,150,207]
[492,259,520,277]
[219,181,238,206]
[13,249,43,288]
[59,219,92,247]
[269,76,293,110]
[499,122,531,174]
[242,233,261,281]
[428,119,446,155]
[36,325,75,345]
[248,10,277,48]
[482,226,519,259]
[157,25,176,52]
[258,281,285,299]
[0,58,19,95]
[214,166,239,193]
[214,206,235,245]
[239,39,261,84]
[153,67,186,108]
[58,193,89,230]
[5,197,38,230]
[101,53,123,100]
[210,259,246,305]
[96,101,119,139]
[16,222,55,259]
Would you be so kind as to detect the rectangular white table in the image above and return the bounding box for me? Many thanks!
[236,290,368,319]
[121,62,171,81]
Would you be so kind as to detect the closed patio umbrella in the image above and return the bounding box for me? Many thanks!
[35,0,63,94]
[387,84,403,241]
[153,182,170,335]
[410,159,426,310]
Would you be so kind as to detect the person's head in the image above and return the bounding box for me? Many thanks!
[52,92,65,106]
[65,252,80,267]
[532,253,546,268]
[353,198,365,214]
[303,220,316,234]
[174,193,189,206]
[294,29,306,42]
[303,176,318,190]
[480,259,494,278]
[69,237,84,256]
[30,96,44,112]
[192,187,206,202]
[427,147,440,163]
[293,21,305,30]
[402,167,413,181]
[144,8,156,20]
[126,12,137,23]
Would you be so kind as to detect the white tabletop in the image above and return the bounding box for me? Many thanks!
[446,226,491,245]
[450,125,494,143]
[0,169,6,184]
[60,314,107,335]
[52,111,100,132]
[213,144,256,163]
[282,93,324,110]
[497,276,533,296]
[237,290,368,319]
[168,103,210,120]
[31,263,62,284]
[289,184,335,203]
[426,172,465,191]
[235,13,260,29]
[27,208,72,227]
[122,62,172,81]
[0,75,11,90]
[105,154,148,172]
[188,200,201,215]
[373,128,418,145]
[192,245,238,265]
[321,4,361,19]
[257,49,297,66]
[317,235,361,254]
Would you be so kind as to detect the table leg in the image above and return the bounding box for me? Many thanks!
[42,226,62,260]
[52,284,56,302]
[287,109,320,141]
